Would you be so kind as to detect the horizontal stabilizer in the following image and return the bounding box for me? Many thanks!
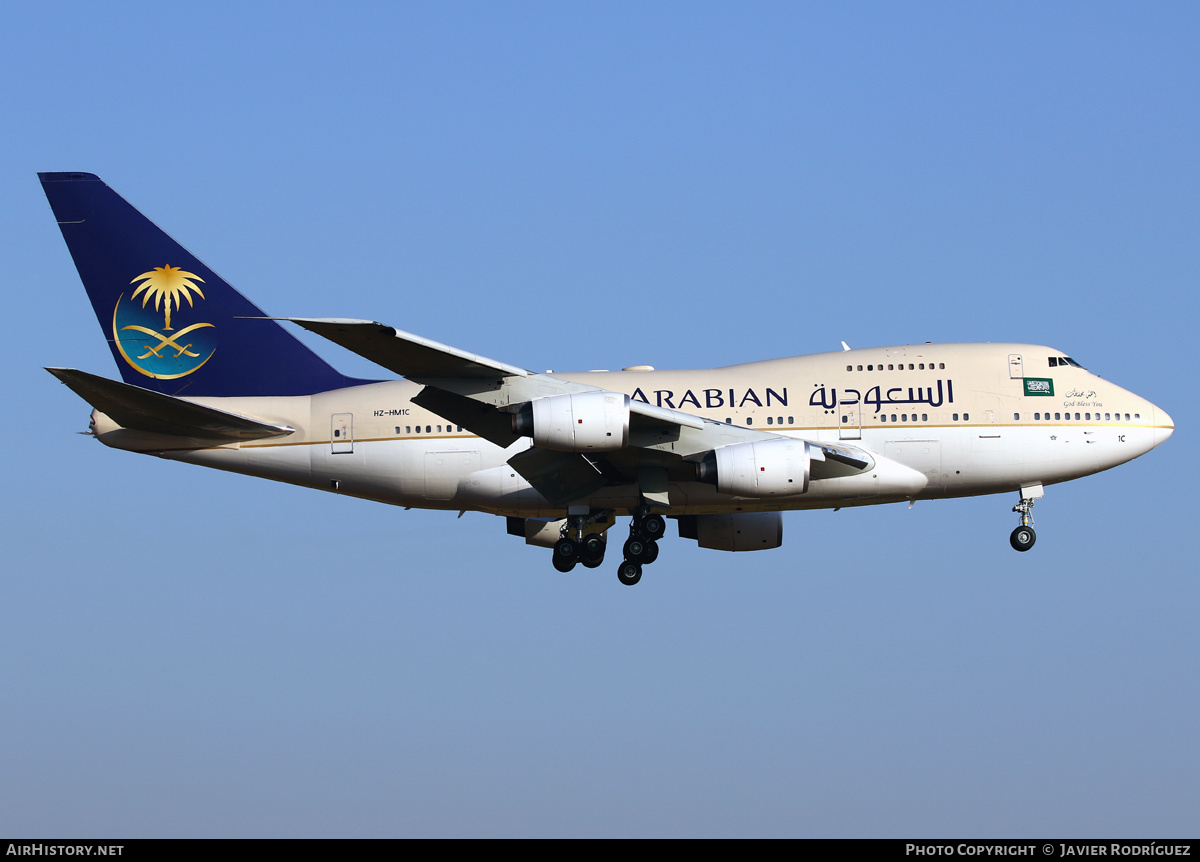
[283,318,528,380]
[47,368,295,441]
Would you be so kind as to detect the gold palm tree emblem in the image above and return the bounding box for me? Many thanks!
[130,264,205,331]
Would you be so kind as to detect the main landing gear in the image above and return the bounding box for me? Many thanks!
[547,507,668,586]
[616,510,666,587]
[1009,488,1040,552]
[551,513,609,573]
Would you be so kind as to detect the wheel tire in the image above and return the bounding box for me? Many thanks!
[554,537,579,562]
[617,560,642,586]
[623,536,648,562]
[1010,525,1036,552]
[645,540,659,564]
[582,534,606,563]
[641,514,666,540]
[552,554,577,573]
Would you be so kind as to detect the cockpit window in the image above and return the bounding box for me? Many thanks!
[1048,356,1085,369]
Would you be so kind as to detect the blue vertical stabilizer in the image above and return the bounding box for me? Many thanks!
[40,172,372,396]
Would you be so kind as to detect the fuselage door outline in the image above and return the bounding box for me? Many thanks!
[331,413,354,454]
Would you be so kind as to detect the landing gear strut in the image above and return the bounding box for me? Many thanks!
[1009,490,1039,552]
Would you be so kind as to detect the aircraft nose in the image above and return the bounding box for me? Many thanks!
[1153,405,1174,448]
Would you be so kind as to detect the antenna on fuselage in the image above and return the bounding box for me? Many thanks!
[841,341,852,351]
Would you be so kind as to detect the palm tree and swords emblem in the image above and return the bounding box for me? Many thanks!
[112,265,217,378]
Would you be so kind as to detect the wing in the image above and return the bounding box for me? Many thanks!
[284,318,874,504]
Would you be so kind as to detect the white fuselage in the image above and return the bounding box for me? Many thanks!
[89,343,1174,517]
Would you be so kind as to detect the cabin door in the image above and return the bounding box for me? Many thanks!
[839,400,861,440]
[331,413,354,454]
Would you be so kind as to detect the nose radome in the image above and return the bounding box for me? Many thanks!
[1153,405,1174,448]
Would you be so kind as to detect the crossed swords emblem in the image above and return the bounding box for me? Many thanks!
[120,322,215,359]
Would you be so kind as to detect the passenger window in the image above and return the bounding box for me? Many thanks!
[788,416,793,424]
[846,365,852,372]
[406,426,411,433]
[939,363,945,369]
[921,413,927,421]
[901,414,908,422]
[964,413,970,421]
[1013,413,1019,421]
[857,365,863,371]
[767,417,773,425]
[953,413,959,421]
[881,415,888,423]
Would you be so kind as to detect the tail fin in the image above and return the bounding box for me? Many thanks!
[40,172,369,397]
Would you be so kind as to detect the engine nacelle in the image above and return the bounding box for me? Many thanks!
[679,512,784,552]
[700,439,811,497]
[514,392,630,452]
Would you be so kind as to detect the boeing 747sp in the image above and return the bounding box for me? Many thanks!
[40,172,1174,585]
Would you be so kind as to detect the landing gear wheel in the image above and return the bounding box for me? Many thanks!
[1010,525,1036,552]
[623,536,656,564]
[617,560,642,586]
[581,534,606,566]
[553,537,579,571]
[640,513,666,541]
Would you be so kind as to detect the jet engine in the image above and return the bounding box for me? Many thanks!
[512,392,631,452]
[678,512,784,551]
[696,439,812,497]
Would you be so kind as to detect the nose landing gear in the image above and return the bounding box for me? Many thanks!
[1009,485,1043,552]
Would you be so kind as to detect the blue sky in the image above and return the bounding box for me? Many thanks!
[1,1,1197,837]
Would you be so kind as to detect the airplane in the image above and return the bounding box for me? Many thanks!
[40,172,1175,586]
